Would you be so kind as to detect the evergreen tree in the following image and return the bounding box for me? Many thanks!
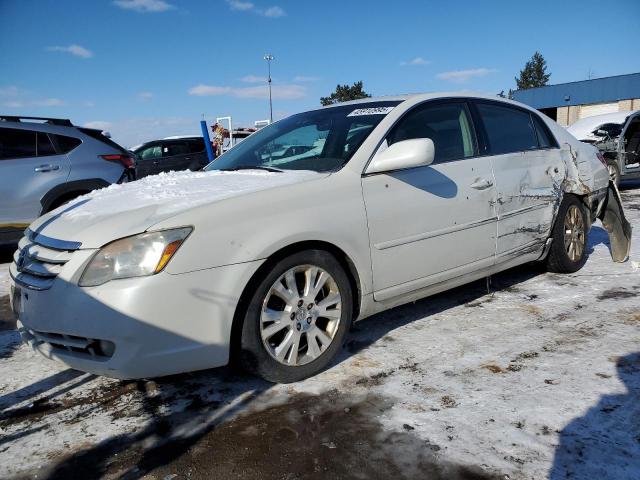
[320,81,371,106]
[515,52,551,90]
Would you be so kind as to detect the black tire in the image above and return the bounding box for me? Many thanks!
[239,249,353,383]
[45,191,88,213]
[545,195,588,273]
[607,161,621,187]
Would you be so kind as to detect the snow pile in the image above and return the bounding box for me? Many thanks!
[56,169,321,223]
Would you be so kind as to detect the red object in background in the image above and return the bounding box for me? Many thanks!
[101,154,135,169]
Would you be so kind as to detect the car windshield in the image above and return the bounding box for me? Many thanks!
[204,101,401,173]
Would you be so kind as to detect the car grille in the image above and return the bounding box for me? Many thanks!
[20,327,114,359]
[10,229,81,291]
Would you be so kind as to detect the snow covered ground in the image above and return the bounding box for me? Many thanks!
[1,185,639,480]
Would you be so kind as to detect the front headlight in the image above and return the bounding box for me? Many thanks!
[79,227,192,287]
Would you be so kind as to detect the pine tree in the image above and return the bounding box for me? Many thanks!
[515,52,551,90]
[320,81,371,106]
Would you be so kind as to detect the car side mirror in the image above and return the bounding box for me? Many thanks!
[595,129,608,137]
[366,138,435,174]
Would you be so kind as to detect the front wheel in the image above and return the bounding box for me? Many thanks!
[545,196,588,273]
[239,250,353,383]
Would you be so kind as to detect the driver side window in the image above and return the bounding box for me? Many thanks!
[387,102,476,164]
[138,144,161,160]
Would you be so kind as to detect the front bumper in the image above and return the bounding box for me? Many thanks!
[11,259,263,379]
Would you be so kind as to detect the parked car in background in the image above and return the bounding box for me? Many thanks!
[131,135,209,178]
[10,94,631,383]
[567,110,640,184]
[0,116,134,246]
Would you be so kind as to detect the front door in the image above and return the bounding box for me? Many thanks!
[0,127,70,226]
[362,100,498,301]
[135,142,162,178]
[473,101,565,258]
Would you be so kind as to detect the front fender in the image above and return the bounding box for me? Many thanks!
[152,171,374,295]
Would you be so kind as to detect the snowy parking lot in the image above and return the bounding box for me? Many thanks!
[0,184,639,480]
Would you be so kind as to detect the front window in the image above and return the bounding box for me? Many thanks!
[136,144,162,160]
[205,101,401,173]
[387,101,476,164]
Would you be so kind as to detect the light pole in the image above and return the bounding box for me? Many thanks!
[264,54,274,123]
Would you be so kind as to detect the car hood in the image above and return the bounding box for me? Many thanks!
[28,169,326,249]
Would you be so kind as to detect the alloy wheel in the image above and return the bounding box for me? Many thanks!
[260,265,342,366]
[563,205,585,262]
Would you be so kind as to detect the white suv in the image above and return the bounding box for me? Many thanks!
[9,94,631,383]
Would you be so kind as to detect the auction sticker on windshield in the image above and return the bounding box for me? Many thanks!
[347,107,395,117]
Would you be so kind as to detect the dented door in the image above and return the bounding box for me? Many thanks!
[472,100,565,259]
[492,148,565,257]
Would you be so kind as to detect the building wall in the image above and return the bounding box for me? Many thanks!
[557,106,568,126]
[553,97,640,126]
[619,98,640,111]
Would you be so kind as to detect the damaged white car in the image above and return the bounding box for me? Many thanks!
[567,110,640,186]
[9,93,632,383]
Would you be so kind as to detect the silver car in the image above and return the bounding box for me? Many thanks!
[0,116,134,246]
[9,94,632,383]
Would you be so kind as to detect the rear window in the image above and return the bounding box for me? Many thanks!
[531,115,558,149]
[51,134,82,153]
[78,127,126,153]
[0,127,37,159]
[477,102,538,155]
[188,138,205,153]
[163,141,190,156]
[37,132,56,156]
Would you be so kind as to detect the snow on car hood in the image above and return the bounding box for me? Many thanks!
[29,169,324,248]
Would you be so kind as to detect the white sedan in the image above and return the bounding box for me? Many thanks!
[9,93,631,382]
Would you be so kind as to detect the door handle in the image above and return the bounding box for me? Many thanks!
[34,164,60,173]
[470,178,494,190]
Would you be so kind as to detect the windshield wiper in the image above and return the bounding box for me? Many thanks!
[219,165,283,173]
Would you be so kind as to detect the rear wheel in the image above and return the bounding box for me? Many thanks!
[239,250,352,383]
[546,196,588,273]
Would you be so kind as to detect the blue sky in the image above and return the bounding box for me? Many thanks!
[1,0,639,147]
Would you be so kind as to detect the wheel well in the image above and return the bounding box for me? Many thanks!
[44,190,91,213]
[565,192,595,227]
[228,241,362,362]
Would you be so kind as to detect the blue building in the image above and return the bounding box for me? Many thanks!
[512,72,640,126]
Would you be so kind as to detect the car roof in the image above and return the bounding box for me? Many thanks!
[132,136,203,150]
[162,135,203,140]
[0,117,84,135]
[318,91,534,110]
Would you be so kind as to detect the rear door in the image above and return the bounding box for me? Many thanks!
[362,100,498,300]
[160,141,192,172]
[472,101,565,258]
[0,127,70,226]
[187,138,208,169]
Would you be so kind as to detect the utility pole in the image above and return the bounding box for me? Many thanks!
[264,54,274,123]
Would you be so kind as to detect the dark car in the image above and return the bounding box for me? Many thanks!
[132,136,209,178]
